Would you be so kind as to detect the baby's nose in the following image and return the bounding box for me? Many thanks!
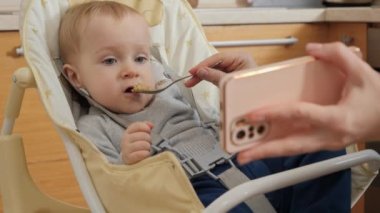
[120,67,138,78]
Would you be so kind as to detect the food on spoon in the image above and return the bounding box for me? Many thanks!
[131,83,151,93]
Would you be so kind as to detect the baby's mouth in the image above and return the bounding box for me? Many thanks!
[124,86,135,94]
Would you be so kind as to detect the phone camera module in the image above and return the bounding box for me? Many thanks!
[231,118,270,145]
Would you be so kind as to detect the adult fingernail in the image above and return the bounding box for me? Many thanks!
[246,113,265,122]
[348,46,362,58]
[188,68,196,75]
[146,121,154,129]
[237,156,249,165]
[253,115,265,122]
[197,68,208,78]
[342,135,356,146]
[306,43,322,52]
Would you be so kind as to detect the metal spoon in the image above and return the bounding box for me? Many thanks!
[132,74,192,94]
[133,60,223,94]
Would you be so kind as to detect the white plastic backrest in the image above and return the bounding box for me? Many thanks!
[21,0,218,211]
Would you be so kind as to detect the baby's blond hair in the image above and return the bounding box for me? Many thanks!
[59,1,140,63]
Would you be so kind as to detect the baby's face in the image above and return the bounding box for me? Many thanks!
[72,14,155,113]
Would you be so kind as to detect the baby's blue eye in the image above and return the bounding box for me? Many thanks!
[135,56,148,64]
[103,58,117,65]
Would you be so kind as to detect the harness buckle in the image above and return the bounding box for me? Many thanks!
[153,140,234,180]
[180,151,234,180]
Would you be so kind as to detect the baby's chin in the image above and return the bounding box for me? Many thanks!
[115,95,154,114]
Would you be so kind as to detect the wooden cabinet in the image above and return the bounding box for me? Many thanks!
[203,22,367,65]
[0,31,87,211]
[204,23,328,65]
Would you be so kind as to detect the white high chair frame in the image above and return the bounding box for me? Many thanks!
[1,0,380,212]
[2,68,380,213]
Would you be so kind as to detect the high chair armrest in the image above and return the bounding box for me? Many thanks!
[1,67,35,135]
[204,149,380,213]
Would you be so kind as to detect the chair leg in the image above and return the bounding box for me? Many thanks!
[0,134,90,213]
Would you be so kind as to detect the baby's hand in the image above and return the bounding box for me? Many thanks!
[121,121,153,165]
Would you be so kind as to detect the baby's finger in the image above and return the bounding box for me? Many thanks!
[126,132,152,144]
[125,150,151,165]
[125,140,151,153]
[126,121,153,134]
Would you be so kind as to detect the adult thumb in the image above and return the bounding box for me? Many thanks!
[196,67,225,86]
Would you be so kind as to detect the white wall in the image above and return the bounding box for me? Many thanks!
[0,0,21,9]
[0,0,21,30]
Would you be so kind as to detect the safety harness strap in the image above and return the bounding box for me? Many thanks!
[218,166,277,213]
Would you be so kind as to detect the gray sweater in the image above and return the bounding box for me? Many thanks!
[77,81,220,164]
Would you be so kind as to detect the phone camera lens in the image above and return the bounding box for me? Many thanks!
[236,130,246,140]
[257,125,266,135]
[249,132,254,138]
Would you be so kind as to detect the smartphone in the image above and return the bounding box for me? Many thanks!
[219,56,346,153]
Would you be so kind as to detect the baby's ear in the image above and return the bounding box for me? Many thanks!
[63,64,82,88]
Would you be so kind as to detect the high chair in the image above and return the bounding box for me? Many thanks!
[1,0,379,212]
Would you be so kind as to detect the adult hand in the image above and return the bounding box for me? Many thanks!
[185,51,256,87]
[237,42,380,164]
[121,121,153,165]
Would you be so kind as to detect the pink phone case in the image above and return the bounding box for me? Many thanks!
[219,56,346,153]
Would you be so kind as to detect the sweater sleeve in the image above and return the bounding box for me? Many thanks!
[77,113,124,164]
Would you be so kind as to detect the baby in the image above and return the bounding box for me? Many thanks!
[59,1,350,212]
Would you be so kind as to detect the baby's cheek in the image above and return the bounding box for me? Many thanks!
[147,76,156,89]
[92,87,118,105]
